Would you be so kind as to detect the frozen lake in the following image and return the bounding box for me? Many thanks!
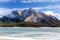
[0,27,60,40]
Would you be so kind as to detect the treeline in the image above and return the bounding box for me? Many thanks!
[0,22,60,27]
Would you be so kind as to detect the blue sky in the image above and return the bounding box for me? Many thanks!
[0,0,60,20]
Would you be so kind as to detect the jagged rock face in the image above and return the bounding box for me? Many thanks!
[9,8,45,22]
[24,11,43,22]
[0,8,58,23]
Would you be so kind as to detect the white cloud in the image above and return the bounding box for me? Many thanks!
[0,0,59,3]
[27,5,60,12]
[55,13,60,20]
[22,0,33,3]
[13,0,17,3]
[21,0,60,3]
[0,8,12,17]
[43,11,60,20]
[39,0,60,2]
[43,11,55,16]
[0,0,12,2]
[44,5,60,10]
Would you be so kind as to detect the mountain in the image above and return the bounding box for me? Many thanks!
[0,8,60,27]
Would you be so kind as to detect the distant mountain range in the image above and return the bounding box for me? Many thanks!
[0,8,60,27]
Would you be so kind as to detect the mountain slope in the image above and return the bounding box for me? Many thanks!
[0,8,60,27]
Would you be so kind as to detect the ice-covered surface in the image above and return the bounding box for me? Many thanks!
[0,27,60,40]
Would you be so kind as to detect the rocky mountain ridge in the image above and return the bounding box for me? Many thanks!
[0,8,60,27]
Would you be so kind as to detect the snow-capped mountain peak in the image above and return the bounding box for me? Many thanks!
[1,8,59,23]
